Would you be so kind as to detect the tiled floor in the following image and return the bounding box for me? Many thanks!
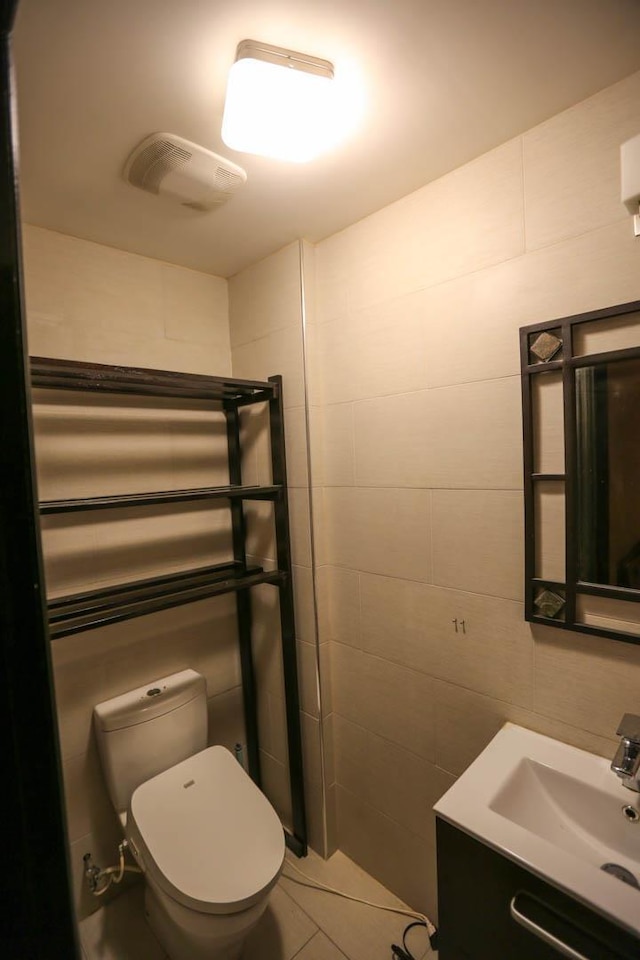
[79,848,436,960]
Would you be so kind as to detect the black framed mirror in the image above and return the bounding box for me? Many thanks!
[521,299,640,645]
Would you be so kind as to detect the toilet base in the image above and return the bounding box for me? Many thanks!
[144,879,268,960]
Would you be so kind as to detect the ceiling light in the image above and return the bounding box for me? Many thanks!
[221,40,343,163]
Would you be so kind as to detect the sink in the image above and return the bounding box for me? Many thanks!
[490,755,640,875]
[434,723,640,937]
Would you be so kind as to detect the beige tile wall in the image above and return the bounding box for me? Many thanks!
[307,69,640,920]
[228,241,330,857]
[23,63,640,933]
[23,225,246,921]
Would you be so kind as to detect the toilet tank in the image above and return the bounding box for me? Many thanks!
[93,669,208,821]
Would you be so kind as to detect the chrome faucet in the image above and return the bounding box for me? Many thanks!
[611,714,640,792]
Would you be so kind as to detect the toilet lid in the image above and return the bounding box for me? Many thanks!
[128,745,285,915]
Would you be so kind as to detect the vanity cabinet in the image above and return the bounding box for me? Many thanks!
[436,818,640,960]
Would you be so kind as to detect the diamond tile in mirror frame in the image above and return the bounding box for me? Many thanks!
[534,588,565,619]
[530,331,563,363]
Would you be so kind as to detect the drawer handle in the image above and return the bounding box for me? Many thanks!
[509,895,590,960]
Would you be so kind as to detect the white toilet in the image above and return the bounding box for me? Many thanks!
[93,669,285,960]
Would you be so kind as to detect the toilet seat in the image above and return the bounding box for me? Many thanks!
[127,745,285,916]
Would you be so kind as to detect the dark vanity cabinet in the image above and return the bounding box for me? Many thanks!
[436,819,640,960]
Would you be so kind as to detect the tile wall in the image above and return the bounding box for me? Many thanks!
[23,225,246,921]
[22,62,640,936]
[23,225,330,931]
[228,242,331,856]
[305,69,640,918]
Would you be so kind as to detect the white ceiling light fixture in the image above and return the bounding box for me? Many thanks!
[222,39,344,163]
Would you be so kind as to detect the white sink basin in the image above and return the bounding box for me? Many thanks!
[491,754,640,874]
[434,723,640,937]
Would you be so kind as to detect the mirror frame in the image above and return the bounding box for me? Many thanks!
[520,298,640,646]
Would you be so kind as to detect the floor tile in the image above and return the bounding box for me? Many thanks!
[280,849,435,960]
[77,847,437,960]
[243,885,318,960]
[292,930,349,959]
[404,923,436,960]
[78,885,166,960]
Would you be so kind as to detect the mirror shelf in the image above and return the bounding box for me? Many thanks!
[521,298,640,646]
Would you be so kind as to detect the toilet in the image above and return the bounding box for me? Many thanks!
[93,669,285,960]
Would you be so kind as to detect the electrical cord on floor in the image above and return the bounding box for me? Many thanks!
[281,860,438,954]
[391,918,439,958]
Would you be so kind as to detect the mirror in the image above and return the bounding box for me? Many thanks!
[576,358,640,589]
[521,300,640,645]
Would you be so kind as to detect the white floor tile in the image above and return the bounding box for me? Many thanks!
[243,885,317,960]
[77,849,436,960]
[280,849,435,960]
[78,885,166,960]
[293,930,349,959]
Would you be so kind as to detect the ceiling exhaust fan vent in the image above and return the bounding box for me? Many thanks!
[127,138,192,194]
[123,133,247,211]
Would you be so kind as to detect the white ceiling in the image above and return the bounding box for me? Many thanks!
[13,0,640,277]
